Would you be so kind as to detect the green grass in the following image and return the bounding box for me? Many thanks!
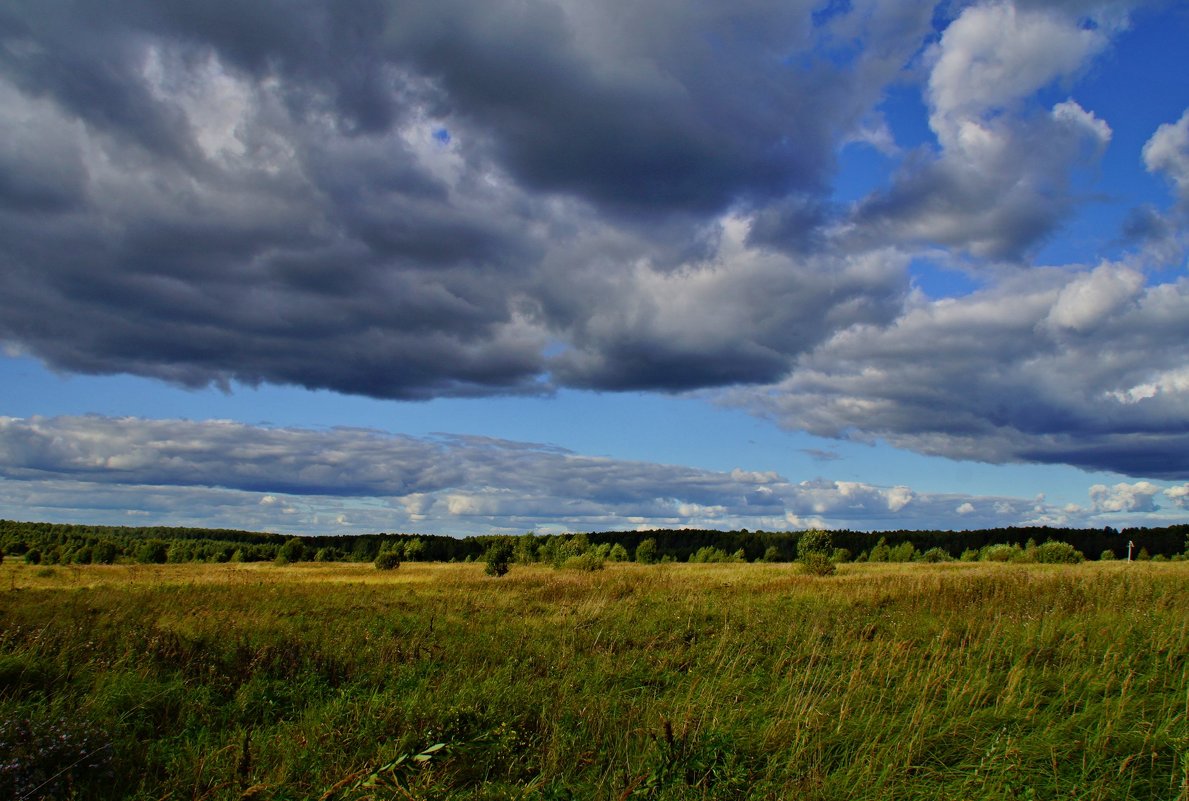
[1,561,1186,800]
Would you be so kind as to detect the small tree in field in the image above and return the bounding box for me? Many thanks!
[635,538,658,564]
[798,530,835,576]
[485,539,514,577]
[276,537,306,565]
[797,530,833,559]
[801,552,836,576]
[374,549,401,570]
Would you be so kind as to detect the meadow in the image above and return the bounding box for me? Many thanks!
[0,560,1185,800]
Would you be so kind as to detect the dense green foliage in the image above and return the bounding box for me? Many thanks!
[374,549,402,571]
[2,519,1187,570]
[483,538,514,577]
[0,561,1185,800]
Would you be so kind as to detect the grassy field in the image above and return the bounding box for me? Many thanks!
[0,560,1185,800]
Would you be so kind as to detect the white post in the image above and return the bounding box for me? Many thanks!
[1127,540,1134,562]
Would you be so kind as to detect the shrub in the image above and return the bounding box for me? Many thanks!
[374,550,402,570]
[889,542,918,562]
[1100,549,1116,560]
[800,552,835,576]
[797,530,833,559]
[24,549,42,565]
[1033,540,1084,564]
[830,547,852,564]
[921,547,952,563]
[959,548,979,562]
[868,538,890,562]
[485,539,514,577]
[762,546,781,563]
[981,544,1019,562]
[562,552,604,571]
[608,543,629,562]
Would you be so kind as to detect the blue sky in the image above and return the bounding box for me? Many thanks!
[1,0,1187,536]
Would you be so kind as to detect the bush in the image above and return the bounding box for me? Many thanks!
[1100,549,1116,560]
[485,539,514,577]
[1034,541,1084,564]
[830,547,852,564]
[762,546,781,563]
[562,552,605,571]
[800,552,836,576]
[24,548,41,565]
[921,547,952,563]
[981,544,1019,562]
[608,543,629,562]
[959,548,979,562]
[374,550,402,570]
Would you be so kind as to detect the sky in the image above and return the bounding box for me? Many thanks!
[1,0,1188,537]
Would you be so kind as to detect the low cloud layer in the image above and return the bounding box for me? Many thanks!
[1,415,1184,534]
[1,1,1187,481]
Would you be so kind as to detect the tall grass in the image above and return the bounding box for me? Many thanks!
[1,561,1185,799]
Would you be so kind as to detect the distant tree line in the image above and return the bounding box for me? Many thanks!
[1,519,1186,567]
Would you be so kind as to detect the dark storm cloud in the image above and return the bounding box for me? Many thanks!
[0,0,935,399]
[3,0,1187,482]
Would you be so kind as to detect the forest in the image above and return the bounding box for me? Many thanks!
[1,518,1185,566]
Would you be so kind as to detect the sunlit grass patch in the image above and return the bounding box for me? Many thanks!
[0,560,1185,800]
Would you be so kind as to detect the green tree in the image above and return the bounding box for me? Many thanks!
[635,538,658,564]
[608,543,629,562]
[797,530,833,559]
[485,538,514,577]
[276,537,306,565]
[135,540,168,564]
[762,545,781,563]
[515,533,539,564]
[403,538,425,561]
[801,552,836,576]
